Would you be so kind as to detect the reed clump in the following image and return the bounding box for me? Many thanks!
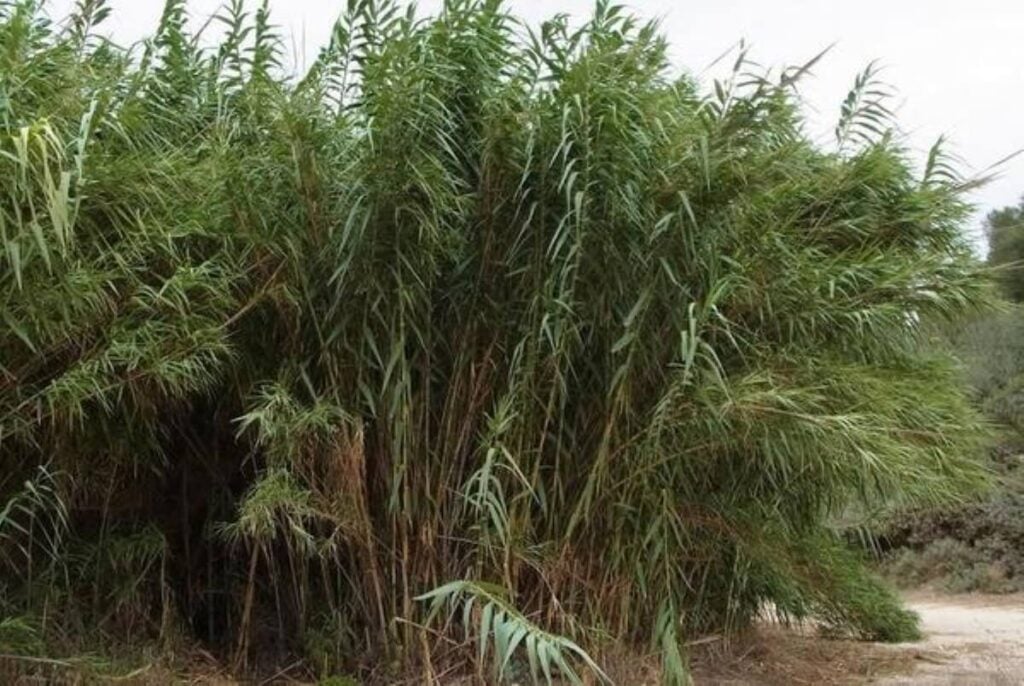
[0,1,991,682]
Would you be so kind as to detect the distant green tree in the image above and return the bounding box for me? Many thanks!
[986,198,1024,301]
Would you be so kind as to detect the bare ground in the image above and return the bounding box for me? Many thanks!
[875,592,1024,685]
[691,593,1024,685]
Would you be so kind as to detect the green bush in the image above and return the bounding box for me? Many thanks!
[880,538,1020,594]
[0,0,991,680]
[878,488,1024,594]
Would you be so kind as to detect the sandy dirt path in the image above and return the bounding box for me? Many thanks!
[877,593,1024,685]
[690,593,1024,684]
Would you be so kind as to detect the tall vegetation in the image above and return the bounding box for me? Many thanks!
[0,0,992,682]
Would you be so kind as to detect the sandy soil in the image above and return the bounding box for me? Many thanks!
[688,593,1024,685]
[876,593,1024,685]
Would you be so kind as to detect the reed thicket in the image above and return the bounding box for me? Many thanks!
[0,0,992,682]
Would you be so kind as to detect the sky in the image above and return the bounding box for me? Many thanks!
[47,0,1024,249]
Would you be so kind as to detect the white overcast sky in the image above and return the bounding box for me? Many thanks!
[47,0,1024,247]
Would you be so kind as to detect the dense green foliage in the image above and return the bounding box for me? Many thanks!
[0,0,992,682]
[985,198,1024,301]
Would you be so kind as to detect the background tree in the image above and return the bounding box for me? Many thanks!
[985,197,1024,301]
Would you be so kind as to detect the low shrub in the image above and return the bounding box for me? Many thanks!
[876,426,1024,593]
